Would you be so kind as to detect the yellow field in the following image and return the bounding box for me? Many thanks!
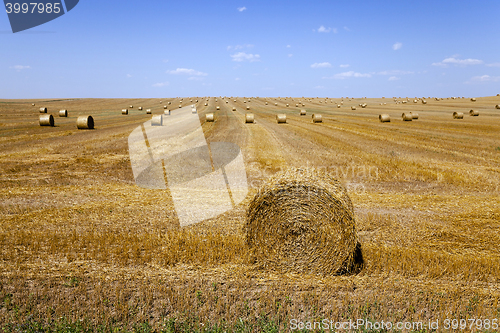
[1,96,499,331]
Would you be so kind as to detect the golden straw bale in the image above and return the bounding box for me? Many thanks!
[379,114,390,122]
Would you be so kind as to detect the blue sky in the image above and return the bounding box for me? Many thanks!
[1,0,499,98]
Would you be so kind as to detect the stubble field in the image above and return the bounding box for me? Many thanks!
[1,95,499,332]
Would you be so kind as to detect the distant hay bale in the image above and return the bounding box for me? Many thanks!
[412,113,419,119]
[246,106,250,110]
[453,112,464,119]
[275,103,278,106]
[122,109,128,115]
[245,168,359,275]
[286,104,289,107]
[495,105,500,109]
[337,104,341,108]
[204,103,208,106]
[39,107,47,113]
[151,115,163,126]
[361,104,367,108]
[276,114,287,123]
[138,107,143,110]
[245,113,255,123]
[469,109,479,116]
[146,109,152,114]
[302,103,305,106]
[168,102,171,105]
[77,116,94,129]
[300,109,306,116]
[312,114,322,123]
[226,101,229,103]
[351,106,356,110]
[471,98,476,102]
[179,105,182,108]
[39,114,54,127]
[402,113,413,121]
[379,114,390,122]
[59,109,68,117]
[216,106,220,110]
[206,113,214,122]
[32,103,35,106]
[164,109,170,115]
[164,105,168,109]
[129,105,133,108]
[421,100,427,104]
[295,104,298,107]
[413,100,418,103]
[232,107,236,111]
[265,102,268,105]
[192,108,197,114]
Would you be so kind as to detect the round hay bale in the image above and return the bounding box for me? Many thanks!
[39,107,47,113]
[402,113,413,121]
[411,113,419,119]
[179,105,182,108]
[312,114,323,123]
[421,100,427,104]
[216,106,220,110]
[168,102,171,105]
[361,104,367,108]
[495,105,500,109]
[265,102,268,105]
[245,113,255,123]
[469,109,479,116]
[246,106,250,110]
[206,113,214,122]
[39,114,54,127]
[122,109,128,115]
[351,106,356,110]
[226,100,229,103]
[129,105,133,108]
[232,107,236,111]
[151,115,163,126]
[413,100,418,103]
[379,114,390,122]
[245,168,359,275]
[32,103,35,106]
[337,104,341,108]
[276,114,287,123]
[146,109,152,114]
[471,98,476,102]
[295,104,298,107]
[204,102,208,106]
[300,109,306,116]
[59,109,68,117]
[138,107,143,110]
[77,116,94,129]
[453,112,464,119]
[163,105,168,109]
[274,103,278,106]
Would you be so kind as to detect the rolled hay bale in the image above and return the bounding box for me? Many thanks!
[231,107,236,111]
[402,113,413,121]
[361,104,367,108]
[164,109,170,115]
[274,102,278,106]
[122,109,128,115]
[276,114,287,123]
[351,106,356,110]
[495,105,500,109]
[59,109,68,117]
[206,113,214,122]
[138,107,143,110]
[179,105,182,108]
[204,102,208,106]
[413,100,418,103]
[168,102,171,105]
[295,104,299,107]
[246,106,250,110]
[422,100,427,104]
[163,105,168,109]
[265,102,268,105]
[245,113,255,123]
[39,114,54,127]
[471,98,476,102]
[32,103,35,106]
[76,116,94,129]
[412,112,419,119]
[300,109,306,116]
[312,114,323,123]
[146,109,152,114]
[226,100,229,103]
[151,115,163,126]
[337,104,341,108]
[129,105,133,108]
[469,109,479,116]
[453,112,464,119]
[379,114,390,122]
[245,168,360,275]
[39,107,47,113]
[216,106,220,110]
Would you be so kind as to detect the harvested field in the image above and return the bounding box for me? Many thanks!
[1,96,500,330]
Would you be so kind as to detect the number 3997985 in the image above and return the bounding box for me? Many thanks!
[5,3,62,14]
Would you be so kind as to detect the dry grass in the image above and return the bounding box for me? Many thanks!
[1,96,500,331]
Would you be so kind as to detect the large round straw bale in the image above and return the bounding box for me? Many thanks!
[246,106,250,110]
[59,109,68,117]
[312,114,323,123]
[361,104,367,108]
[77,116,94,129]
[245,113,255,123]
[495,105,500,109]
[422,100,427,104]
[39,107,47,113]
[129,105,133,108]
[275,103,278,106]
[471,98,476,102]
[453,112,464,119]
[411,112,419,119]
[245,168,359,275]
[413,100,418,103]
[379,114,390,122]
[276,114,287,123]
[204,102,208,106]
[300,109,306,116]
[216,106,220,110]
[151,115,163,126]
[168,102,171,105]
[232,107,236,111]
[402,113,413,121]
[122,109,128,115]
[337,104,341,108]
[295,104,298,107]
[32,103,35,106]
[351,106,356,110]
[39,114,54,127]
[469,109,479,116]
[138,107,143,110]
[146,109,152,114]
[206,113,214,122]
[163,105,168,109]
[265,102,268,105]
[179,105,182,108]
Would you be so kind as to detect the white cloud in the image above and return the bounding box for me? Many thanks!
[237,6,246,12]
[126,74,132,78]
[392,42,402,50]
[432,56,483,67]
[10,65,30,70]
[235,78,241,81]
[377,70,414,75]
[188,77,204,81]
[152,82,169,87]
[388,76,399,81]
[317,25,337,33]
[343,26,350,31]
[286,45,291,48]
[167,68,208,76]
[230,52,260,62]
[227,44,253,51]
[324,71,371,79]
[486,62,500,67]
[339,64,350,68]
[466,75,500,83]
[311,62,332,68]
[288,54,293,57]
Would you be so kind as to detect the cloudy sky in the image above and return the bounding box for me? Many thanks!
[1,0,499,98]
